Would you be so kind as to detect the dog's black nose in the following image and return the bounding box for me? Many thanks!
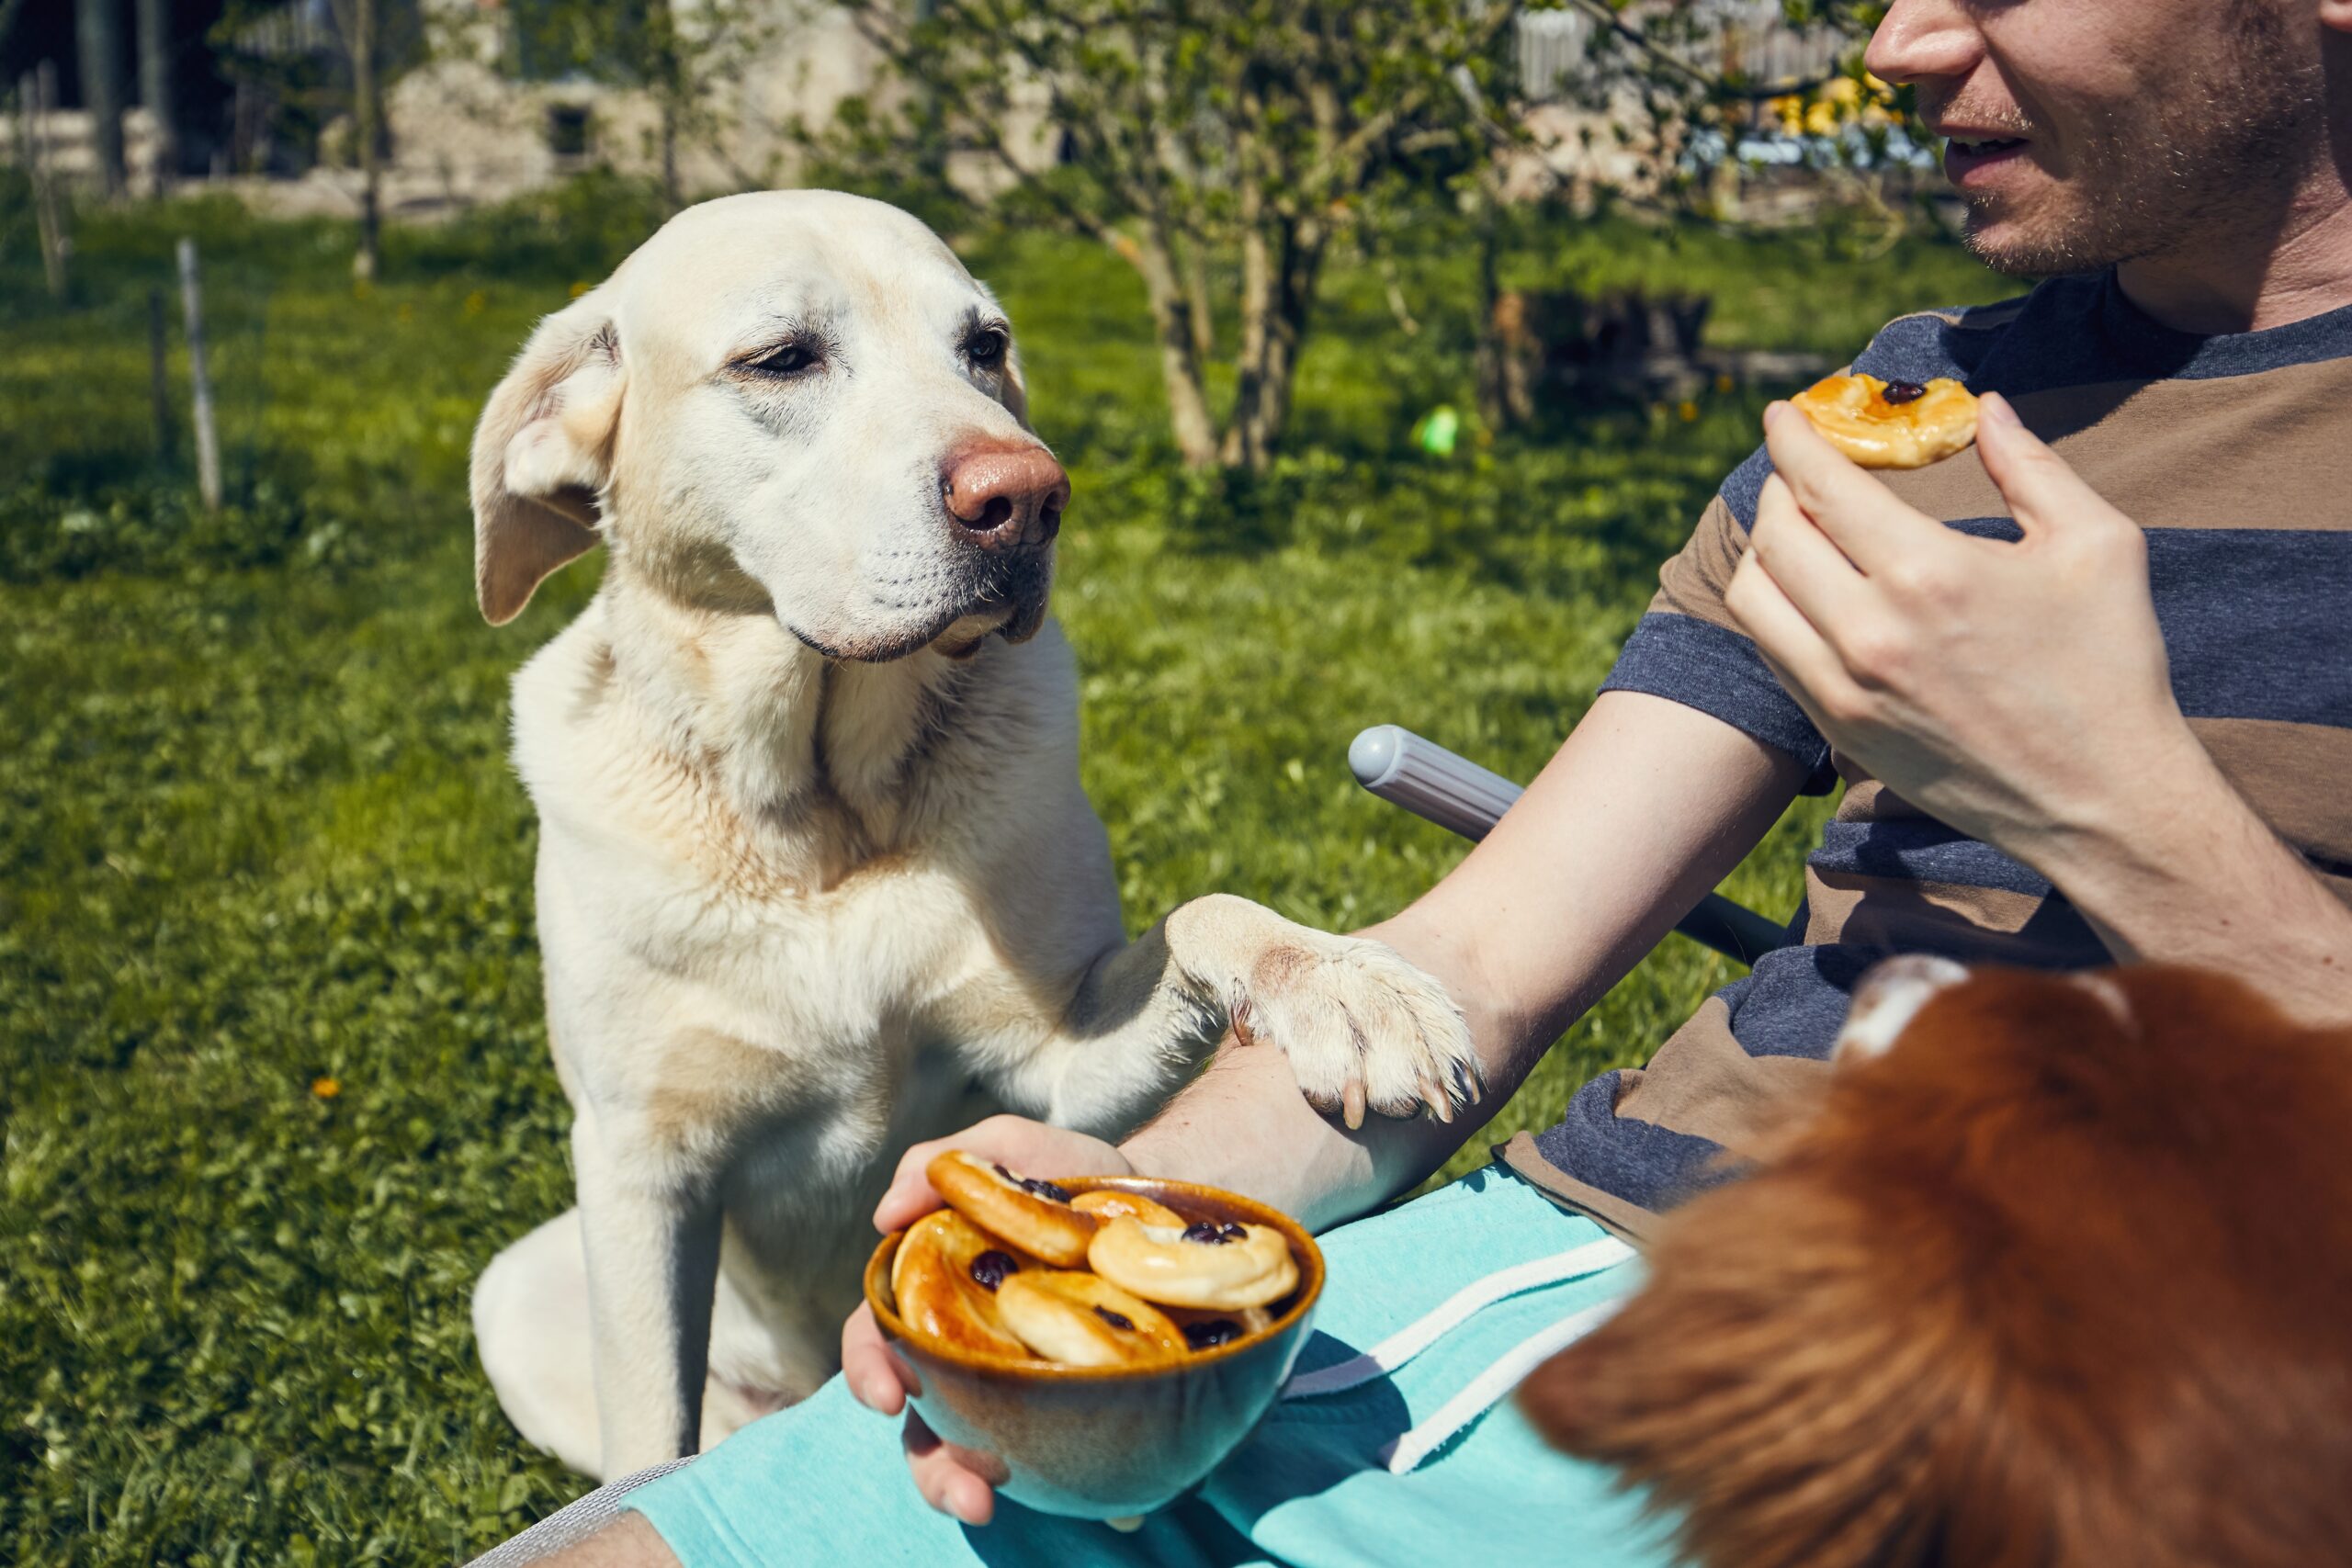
[943,441,1069,548]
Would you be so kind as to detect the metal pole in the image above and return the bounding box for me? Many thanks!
[21,66,68,299]
[176,238,221,512]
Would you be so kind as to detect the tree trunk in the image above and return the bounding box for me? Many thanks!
[74,0,127,198]
[1471,172,1532,432]
[1253,219,1324,464]
[350,0,380,283]
[655,0,684,214]
[1124,224,1220,468]
[660,96,681,213]
[1179,235,1215,364]
[1221,188,1272,470]
[133,0,174,196]
[1222,215,1323,473]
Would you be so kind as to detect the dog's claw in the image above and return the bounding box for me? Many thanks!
[1450,1058,1480,1107]
[1341,1079,1367,1131]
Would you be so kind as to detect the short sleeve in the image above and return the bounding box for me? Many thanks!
[1598,458,1838,793]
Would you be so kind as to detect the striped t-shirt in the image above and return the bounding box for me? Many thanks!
[1503,269,2352,1239]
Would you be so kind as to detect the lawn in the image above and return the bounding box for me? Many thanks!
[0,175,2006,1564]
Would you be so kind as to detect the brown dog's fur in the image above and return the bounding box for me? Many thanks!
[1521,965,2352,1568]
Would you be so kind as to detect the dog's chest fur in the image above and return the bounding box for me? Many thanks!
[508,586,1080,1191]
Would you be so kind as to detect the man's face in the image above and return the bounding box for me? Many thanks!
[1866,0,2327,276]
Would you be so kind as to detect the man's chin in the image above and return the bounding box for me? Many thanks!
[1959,204,2103,279]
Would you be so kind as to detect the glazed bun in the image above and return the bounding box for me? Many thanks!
[1789,373,1978,469]
[927,1149,1099,1267]
[995,1269,1186,1368]
[1088,1216,1299,1312]
[1069,1189,1190,1227]
[891,1210,1037,1360]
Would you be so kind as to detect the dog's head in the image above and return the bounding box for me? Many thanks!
[1521,961,2352,1568]
[469,190,1061,659]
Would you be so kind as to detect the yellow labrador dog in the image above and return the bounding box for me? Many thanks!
[467,191,1480,1480]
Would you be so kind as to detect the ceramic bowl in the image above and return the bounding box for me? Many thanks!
[864,1174,1325,1519]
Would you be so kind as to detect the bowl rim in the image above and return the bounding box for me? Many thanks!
[865,1173,1326,1382]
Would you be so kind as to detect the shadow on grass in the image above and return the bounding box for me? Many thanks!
[0,444,359,585]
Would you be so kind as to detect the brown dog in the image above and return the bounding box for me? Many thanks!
[1521,961,2352,1568]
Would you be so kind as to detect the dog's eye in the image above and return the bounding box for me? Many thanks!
[743,341,819,378]
[965,328,1009,368]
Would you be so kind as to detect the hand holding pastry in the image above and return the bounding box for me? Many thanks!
[850,1125,1319,1529]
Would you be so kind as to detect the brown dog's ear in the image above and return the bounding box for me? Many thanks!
[470,288,627,626]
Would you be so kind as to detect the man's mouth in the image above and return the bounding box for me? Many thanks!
[1943,135,2030,188]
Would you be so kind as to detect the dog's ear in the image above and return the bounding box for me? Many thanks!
[470,288,627,626]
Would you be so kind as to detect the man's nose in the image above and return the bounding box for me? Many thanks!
[941,440,1069,548]
[1864,0,1983,88]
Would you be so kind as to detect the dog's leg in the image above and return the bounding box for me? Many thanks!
[474,1209,605,1476]
[474,1207,800,1478]
[572,1114,724,1477]
[976,893,1480,1135]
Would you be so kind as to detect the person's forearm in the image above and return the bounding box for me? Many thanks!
[1122,693,1807,1229]
[2024,728,2352,1025]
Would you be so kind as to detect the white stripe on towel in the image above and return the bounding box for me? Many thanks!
[1280,1235,1634,1400]
[1380,1296,1626,1473]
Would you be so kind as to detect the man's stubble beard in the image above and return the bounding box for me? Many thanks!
[1962,4,2325,278]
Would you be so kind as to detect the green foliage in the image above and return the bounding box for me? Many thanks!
[0,474,347,584]
[0,178,2006,1562]
[815,0,1577,468]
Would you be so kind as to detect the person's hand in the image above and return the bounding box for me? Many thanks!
[1724,391,2204,863]
[840,1115,1130,1526]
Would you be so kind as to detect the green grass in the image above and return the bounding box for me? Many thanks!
[0,175,2007,1563]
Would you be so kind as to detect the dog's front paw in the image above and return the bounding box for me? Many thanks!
[1230,933,1483,1130]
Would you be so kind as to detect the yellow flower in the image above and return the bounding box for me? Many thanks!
[311,1077,342,1100]
[464,290,488,317]
[397,301,414,323]
[1714,373,1735,395]
[1678,400,1700,423]
[569,280,593,299]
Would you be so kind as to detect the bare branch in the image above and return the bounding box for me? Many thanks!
[1559,0,1836,102]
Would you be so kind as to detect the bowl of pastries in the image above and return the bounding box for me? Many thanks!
[864,1149,1326,1520]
